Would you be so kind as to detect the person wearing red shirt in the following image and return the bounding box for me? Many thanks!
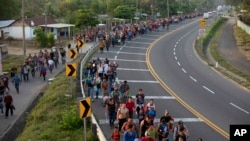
[4,91,13,118]
[126,97,135,118]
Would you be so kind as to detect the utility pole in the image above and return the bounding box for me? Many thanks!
[136,0,138,23]
[22,0,26,62]
[44,7,47,33]
[167,0,169,18]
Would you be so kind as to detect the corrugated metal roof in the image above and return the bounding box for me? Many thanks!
[40,23,74,28]
[0,20,15,28]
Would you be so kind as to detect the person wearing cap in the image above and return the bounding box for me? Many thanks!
[173,120,189,141]
[175,126,187,141]
[159,110,174,131]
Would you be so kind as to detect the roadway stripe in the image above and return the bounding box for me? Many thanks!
[96,96,175,99]
[117,68,149,71]
[98,118,203,125]
[137,37,156,40]
[103,51,145,55]
[94,58,146,63]
[144,35,161,37]
[122,46,147,49]
[130,41,151,44]
[202,86,215,94]
[189,76,197,82]
[118,80,158,83]
[230,103,249,114]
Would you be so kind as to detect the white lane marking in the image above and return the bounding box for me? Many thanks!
[177,61,181,66]
[173,48,176,51]
[175,56,178,60]
[117,68,149,71]
[230,103,249,114]
[202,86,215,94]
[176,41,179,44]
[144,35,161,37]
[105,51,145,55]
[130,41,151,44]
[174,45,177,48]
[173,52,176,55]
[114,56,117,60]
[118,80,158,83]
[98,118,203,125]
[97,95,175,99]
[189,76,197,82]
[122,46,147,49]
[94,58,146,63]
[182,68,187,73]
[137,37,155,40]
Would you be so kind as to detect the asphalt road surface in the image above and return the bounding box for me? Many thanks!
[90,17,230,141]
[148,17,250,140]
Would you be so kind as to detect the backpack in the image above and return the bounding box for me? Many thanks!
[147,109,156,117]
[111,130,120,141]
[158,124,169,138]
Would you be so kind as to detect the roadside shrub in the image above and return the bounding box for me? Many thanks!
[47,33,55,47]
[59,105,82,130]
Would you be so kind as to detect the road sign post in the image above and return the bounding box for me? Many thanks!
[77,39,84,53]
[200,18,206,28]
[79,98,92,141]
[199,29,206,36]
[66,63,77,77]
[66,63,77,97]
[69,48,77,59]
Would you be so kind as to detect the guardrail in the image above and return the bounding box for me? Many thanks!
[79,43,107,141]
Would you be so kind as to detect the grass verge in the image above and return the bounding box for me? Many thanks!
[1,53,99,141]
[195,17,250,90]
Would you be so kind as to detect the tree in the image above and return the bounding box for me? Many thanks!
[33,27,48,47]
[113,5,135,19]
[74,9,99,28]
[0,0,20,20]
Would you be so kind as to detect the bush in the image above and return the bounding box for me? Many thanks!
[59,105,82,130]
[47,33,55,47]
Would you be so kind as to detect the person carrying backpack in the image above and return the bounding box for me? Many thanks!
[173,120,189,141]
[158,119,169,141]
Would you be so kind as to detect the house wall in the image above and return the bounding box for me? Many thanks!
[7,21,34,40]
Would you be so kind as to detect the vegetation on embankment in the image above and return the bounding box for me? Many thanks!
[195,17,250,90]
[1,55,98,141]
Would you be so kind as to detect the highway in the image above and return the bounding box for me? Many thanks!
[89,17,243,140]
[148,16,250,140]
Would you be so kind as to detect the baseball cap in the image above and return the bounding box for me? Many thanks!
[178,120,183,124]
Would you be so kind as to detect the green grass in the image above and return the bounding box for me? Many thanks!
[1,54,98,141]
[195,17,250,90]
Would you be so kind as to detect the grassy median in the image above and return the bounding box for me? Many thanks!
[2,54,98,141]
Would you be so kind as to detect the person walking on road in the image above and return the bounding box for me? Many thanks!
[4,91,13,118]
[40,64,47,81]
[2,73,10,91]
[105,98,116,128]
[12,74,21,94]
[0,82,5,97]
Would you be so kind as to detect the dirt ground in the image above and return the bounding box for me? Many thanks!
[2,39,68,55]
